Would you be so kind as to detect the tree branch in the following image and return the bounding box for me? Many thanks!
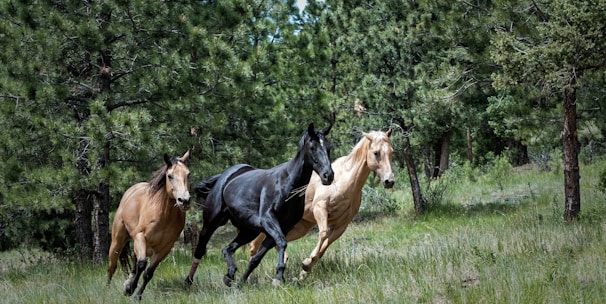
[106,98,155,111]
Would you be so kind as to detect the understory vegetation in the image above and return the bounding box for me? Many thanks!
[1,157,605,303]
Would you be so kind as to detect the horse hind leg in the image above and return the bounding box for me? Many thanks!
[248,233,266,259]
[186,215,228,285]
[241,236,276,285]
[221,230,259,287]
[107,227,130,285]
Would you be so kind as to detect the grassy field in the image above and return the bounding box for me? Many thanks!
[1,158,605,303]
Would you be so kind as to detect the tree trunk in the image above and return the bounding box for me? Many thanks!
[93,8,113,262]
[93,181,111,263]
[74,190,93,261]
[423,146,433,181]
[93,142,111,263]
[563,85,580,221]
[438,130,451,177]
[466,128,473,164]
[403,136,425,215]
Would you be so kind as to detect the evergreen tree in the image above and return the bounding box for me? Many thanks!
[0,0,331,257]
[490,0,606,220]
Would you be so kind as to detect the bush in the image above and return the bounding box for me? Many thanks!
[487,155,512,191]
[599,168,606,195]
[359,185,399,216]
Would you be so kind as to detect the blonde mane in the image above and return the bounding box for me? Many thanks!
[344,131,389,168]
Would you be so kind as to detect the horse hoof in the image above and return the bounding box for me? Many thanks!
[298,269,309,281]
[301,259,312,272]
[184,276,193,286]
[123,281,134,296]
[131,294,142,301]
[223,275,233,287]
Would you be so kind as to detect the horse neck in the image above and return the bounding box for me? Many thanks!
[285,150,314,189]
[152,187,178,216]
[342,139,372,191]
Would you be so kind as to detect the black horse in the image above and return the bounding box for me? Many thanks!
[186,123,334,286]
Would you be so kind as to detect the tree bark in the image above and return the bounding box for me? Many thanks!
[92,8,113,263]
[438,130,451,177]
[403,135,425,215]
[74,190,93,261]
[93,142,111,263]
[466,128,473,164]
[93,182,110,263]
[563,84,580,221]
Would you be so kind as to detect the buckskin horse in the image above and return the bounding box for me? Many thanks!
[185,123,334,286]
[107,149,192,300]
[249,129,395,279]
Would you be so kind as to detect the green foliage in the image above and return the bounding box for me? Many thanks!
[0,0,605,254]
[487,155,512,190]
[599,169,606,195]
[423,177,451,211]
[359,185,399,216]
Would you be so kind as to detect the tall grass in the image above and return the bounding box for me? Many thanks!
[1,159,605,303]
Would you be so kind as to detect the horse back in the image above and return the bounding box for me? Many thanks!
[201,164,256,219]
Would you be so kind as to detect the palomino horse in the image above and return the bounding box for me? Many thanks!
[185,123,334,286]
[249,130,394,278]
[107,149,192,300]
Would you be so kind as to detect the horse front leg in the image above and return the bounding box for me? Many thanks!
[301,202,331,278]
[261,218,288,285]
[133,248,170,301]
[301,224,348,280]
[124,232,147,296]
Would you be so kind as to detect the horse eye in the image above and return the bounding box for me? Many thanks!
[374,151,380,157]
[168,174,174,180]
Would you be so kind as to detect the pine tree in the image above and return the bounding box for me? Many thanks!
[491,0,606,220]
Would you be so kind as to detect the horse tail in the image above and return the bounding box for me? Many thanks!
[118,239,133,275]
[194,173,222,201]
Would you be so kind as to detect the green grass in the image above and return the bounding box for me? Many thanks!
[1,160,606,303]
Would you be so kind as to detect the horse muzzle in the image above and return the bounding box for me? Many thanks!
[319,170,334,186]
[382,175,395,189]
[176,196,191,211]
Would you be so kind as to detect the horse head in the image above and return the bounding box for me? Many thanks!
[364,129,395,188]
[163,148,192,211]
[305,123,334,185]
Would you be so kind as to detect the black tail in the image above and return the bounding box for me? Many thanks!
[194,174,221,201]
[119,240,133,275]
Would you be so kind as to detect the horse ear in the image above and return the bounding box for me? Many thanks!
[307,123,315,135]
[386,128,393,137]
[180,147,193,163]
[164,153,172,166]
